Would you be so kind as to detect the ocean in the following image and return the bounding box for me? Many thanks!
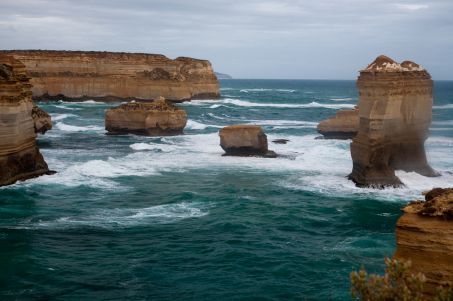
[1,79,453,300]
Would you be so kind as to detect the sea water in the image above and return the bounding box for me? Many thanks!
[1,79,452,300]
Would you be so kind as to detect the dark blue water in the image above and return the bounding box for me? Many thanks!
[1,80,453,300]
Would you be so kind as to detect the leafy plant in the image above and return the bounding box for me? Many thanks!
[351,258,453,301]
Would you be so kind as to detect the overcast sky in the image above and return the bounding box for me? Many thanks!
[0,0,452,79]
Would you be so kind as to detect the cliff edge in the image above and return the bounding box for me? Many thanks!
[0,54,52,186]
[395,188,453,296]
[0,50,220,102]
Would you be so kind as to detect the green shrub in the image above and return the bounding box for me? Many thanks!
[351,258,452,301]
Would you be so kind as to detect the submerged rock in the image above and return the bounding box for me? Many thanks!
[219,125,277,157]
[317,108,358,139]
[395,188,453,296]
[105,96,187,136]
[0,54,53,187]
[31,106,52,134]
[0,50,220,102]
[272,139,290,144]
[349,55,438,188]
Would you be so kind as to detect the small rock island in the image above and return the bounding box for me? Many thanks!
[105,97,187,136]
[219,125,277,157]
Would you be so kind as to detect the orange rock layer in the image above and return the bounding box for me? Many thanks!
[0,54,51,186]
[395,188,453,295]
[349,55,437,188]
[0,50,220,102]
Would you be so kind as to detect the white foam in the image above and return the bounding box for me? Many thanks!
[239,88,296,93]
[58,100,106,104]
[182,99,220,105]
[221,98,355,109]
[53,105,81,111]
[330,97,354,101]
[50,113,78,121]
[433,104,453,109]
[276,89,296,93]
[432,120,453,126]
[55,122,104,132]
[130,143,178,152]
[427,136,453,145]
[16,202,208,230]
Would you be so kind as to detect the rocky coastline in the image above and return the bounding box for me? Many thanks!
[0,54,52,187]
[0,50,220,102]
[395,188,453,296]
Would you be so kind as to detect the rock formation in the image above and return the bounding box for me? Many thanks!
[0,54,52,187]
[105,96,187,136]
[0,50,220,102]
[31,106,52,134]
[349,55,437,188]
[394,188,453,295]
[317,108,359,139]
[219,125,277,157]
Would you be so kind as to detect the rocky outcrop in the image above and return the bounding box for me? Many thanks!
[0,50,220,102]
[105,96,187,136]
[0,54,52,187]
[219,125,277,157]
[349,55,437,188]
[31,106,52,134]
[317,108,359,139]
[394,188,453,295]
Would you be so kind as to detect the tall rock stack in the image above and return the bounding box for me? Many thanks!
[349,55,437,187]
[0,50,220,102]
[0,54,51,187]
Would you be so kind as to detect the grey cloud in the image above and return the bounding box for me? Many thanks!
[0,0,452,79]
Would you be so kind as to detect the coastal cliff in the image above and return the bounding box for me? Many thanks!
[0,54,51,186]
[0,50,220,102]
[395,188,453,295]
[349,55,437,187]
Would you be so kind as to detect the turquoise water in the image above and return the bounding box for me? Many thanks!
[1,80,453,300]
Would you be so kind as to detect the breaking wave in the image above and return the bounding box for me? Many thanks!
[55,122,104,132]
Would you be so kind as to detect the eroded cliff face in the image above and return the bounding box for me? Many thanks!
[395,188,453,295]
[349,55,437,188]
[0,50,220,102]
[0,54,51,186]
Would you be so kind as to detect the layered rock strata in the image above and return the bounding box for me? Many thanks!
[0,50,220,102]
[395,188,453,295]
[0,55,51,186]
[219,125,277,157]
[105,96,187,136]
[317,108,359,139]
[349,55,437,188]
[32,106,52,134]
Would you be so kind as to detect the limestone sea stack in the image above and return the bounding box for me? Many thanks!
[219,125,277,157]
[317,108,359,139]
[105,97,187,136]
[32,106,52,134]
[349,55,437,188]
[0,50,220,102]
[0,54,52,187]
[394,188,453,296]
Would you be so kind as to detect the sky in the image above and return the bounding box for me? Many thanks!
[0,0,452,79]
